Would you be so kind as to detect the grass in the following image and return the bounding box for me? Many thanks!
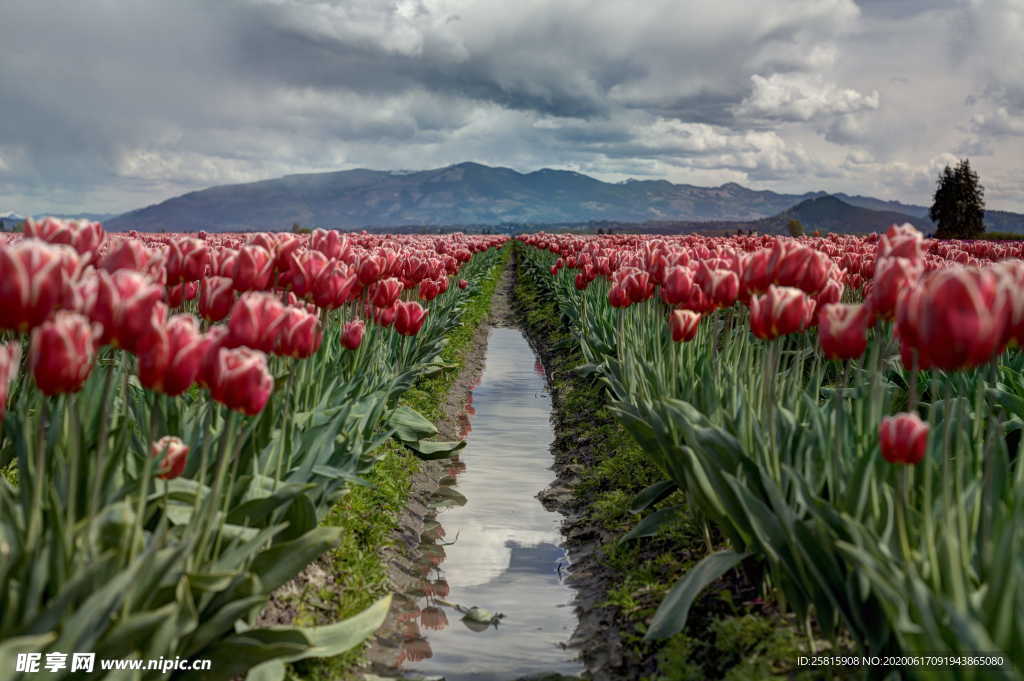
[513,243,816,681]
[290,245,511,680]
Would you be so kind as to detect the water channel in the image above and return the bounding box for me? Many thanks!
[399,326,581,681]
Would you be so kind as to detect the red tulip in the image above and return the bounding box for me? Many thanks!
[198,276,235,322]
[817,303,870,360]
[30,311,99,395]
[232,245,274,291]
[370,277,404,308]
[369,302,398,328]
[394,301,428,336]
[879,412,928,465]
[0,342,21,423]
[166,281,198,308]
[895,267,1008,371]
[312,263,359,309]
[418,278,444,302]
[63,268,100,318]
[340,319,365,350]
[138,314,208,396]
[876,223,925,263]
[608,284,631,308]
[275,308,322,358]
[288,249,330,298]
[868,257,922,321]
[357,253,386,285]
[748,286,816,340]
[207,346,274,415]
[165,237,211,285]
[701,268,740,309]
[668,309,701,342]
[0,239,70,331]
[226,292,288,353]
[150,435,189,480]
[772,245,832,294]
[24,217,105,262]
[92,270,164,352]
[310,229,349,260]
[458,279,468,289]
[99,238,156,274]
[740,248,773,297]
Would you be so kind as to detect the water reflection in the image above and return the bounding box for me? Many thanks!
[401,328,581,681]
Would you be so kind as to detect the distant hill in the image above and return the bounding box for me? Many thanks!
[766,195,930,234]
[98,161,1024,233]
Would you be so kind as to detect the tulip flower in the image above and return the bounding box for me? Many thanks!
[0,342,21,423]
[370,277,404,308]
[275,308,322,358]
[232,245,274,292]
[30,311,99,395]
[150,436,190,480]
[772,245,832,295]
[24,217,105,262]
[198,276,236,322]
[868,257,922,321]
[226,292,288,353]
[370,302,399,328]
[138,314,208,396]
[394,301,428,336]
[668,309,701,342]
[357,253,386,285]
[418,278,444,302]
[748,286,816,340]
[312,264,359,309]
[894,267,1009,371]
[99,238,156,274]
[340,319,365,350]
[0,239,70,331]
[879,412,929,465]
[91,270,164,352]
[165,237,211,285]
[207,346,274,415]
[288,249,330,298]
[817,303,870,360]
[310,228,349,260]
[458,279,468,289]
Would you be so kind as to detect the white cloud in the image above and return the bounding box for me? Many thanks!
[736,73,880,122]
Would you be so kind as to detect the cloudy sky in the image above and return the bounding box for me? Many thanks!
[2,0,1023,215]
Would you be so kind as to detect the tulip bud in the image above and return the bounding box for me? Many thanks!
[92,270,164,352]
[868,257,922,321]
[226,292,288,353]
[357,254,386,286]
[458,279,468,290]
[165,237,211,285]
[879,412,928,465]
[668,309,701,342]
[0,239,72,332]
[288,249,330,298]
[150,435,189,479]
[198,276,235,322]
[341,319,365,351]
[817,303,870,360]
[312,264,358,309]
[748,286,816,340]
[207,346,274,415]
[138,314,207,396]
[369,277,404,308]
[99,238,156,274]
[394,301,428,336]
[0,342,21,423]
[30,311,99,395]
[232,245,274,292]
[275,307,322,358]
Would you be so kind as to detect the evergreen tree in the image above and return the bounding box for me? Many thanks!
[930,158,985,239]
[786,218,805,237]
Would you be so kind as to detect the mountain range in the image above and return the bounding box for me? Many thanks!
[10,162,1024,234]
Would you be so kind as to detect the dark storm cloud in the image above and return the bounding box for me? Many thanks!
[1,0,1022,213]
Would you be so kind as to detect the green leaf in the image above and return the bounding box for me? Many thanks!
[389,406,438,442]
[629,480,677,514]
[619,506,683,544]
[249,527,343,593]
[645,551,750,640]
[0,633,57,678]
[405,439,466,459]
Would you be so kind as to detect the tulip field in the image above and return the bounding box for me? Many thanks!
[518,227,1024,679]
[0,219,508,680]
[4,216,1024,680]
